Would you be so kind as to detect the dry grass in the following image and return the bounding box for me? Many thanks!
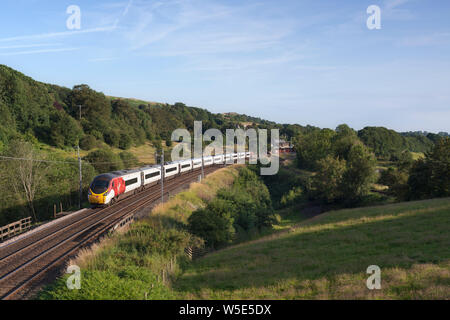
[152,165,241,222]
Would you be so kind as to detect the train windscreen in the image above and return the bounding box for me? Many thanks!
[90,177,110,194]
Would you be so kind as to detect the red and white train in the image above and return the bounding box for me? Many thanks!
[88,152,251,206]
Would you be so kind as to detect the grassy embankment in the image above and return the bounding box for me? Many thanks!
[174,197,450,299]
[38,165,242,300]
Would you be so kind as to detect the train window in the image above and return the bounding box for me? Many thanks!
[181,164,191,169]
[166,167,177,173]
[125,178,138,186]
[90,178,110,194]
[145,172,160,179]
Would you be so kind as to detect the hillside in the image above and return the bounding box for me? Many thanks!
[174,198,450,299]
[0,64,447,226]
[1,64,445,156]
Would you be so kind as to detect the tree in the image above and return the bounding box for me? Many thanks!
[332,124,361,161]
[119,133,132,150]
[4,140,46,221]
[187,201,235,248]
[84,149,124,173]
[408,138,450,199]
[104,130,121,148]
[49,111,83,148]
[378,167,409,199]
[341,144,377,202]
[310,156,346,203]
[79,135,98,150]
[295,129,335,170]
[119,151,139,168]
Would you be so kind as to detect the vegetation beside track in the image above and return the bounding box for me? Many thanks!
[38,166,243,299]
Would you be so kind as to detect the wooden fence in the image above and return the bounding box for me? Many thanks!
[0,217,32,242]
[184,246,214,260]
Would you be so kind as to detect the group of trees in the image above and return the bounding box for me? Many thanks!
[358,126,437,159]
[84,149,139,173]
[293,124,377,205]
[188,167,275,248]
[381,138,450,200]
[0,139,97,225]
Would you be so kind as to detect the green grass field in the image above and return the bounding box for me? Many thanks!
[174,198,450,299]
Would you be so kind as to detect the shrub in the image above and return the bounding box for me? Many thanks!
[280,186,303,207]
[187,205,235,248]
[408,138,450,199]
[84,149,123,173]
[119,133,132,150]
[79,135,98,150]
[310,156,346,204]
[119,151,139,168]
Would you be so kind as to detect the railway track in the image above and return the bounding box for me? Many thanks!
[0,165,221,300]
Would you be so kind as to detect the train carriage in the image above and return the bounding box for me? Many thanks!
[203,156,214,167]
[164,162,179,179]
[213,154,224,164]
[192,158,202,169]
[179,159,193,173]
[142,166,161,187]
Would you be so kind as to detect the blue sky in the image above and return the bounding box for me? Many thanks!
[1,0,449,132]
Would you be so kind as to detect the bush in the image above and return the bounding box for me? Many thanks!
[408,138,450,200]
[341,144,377,202]
[187,205,235,248]
[188,167,275,247]
[49,111,83,148]
[280,186,303,207]
[79,135,98,150]
[310,156,346,203]
[104,130,121,148]
[378,167,409,199]
[84,149,123,173]
[119,133,132,150]
[119,151,139,168]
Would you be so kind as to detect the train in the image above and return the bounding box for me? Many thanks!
[88,152,251,206]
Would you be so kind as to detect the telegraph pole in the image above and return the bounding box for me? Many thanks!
[77,145,82,209]
[161,149,164,204]
[201,154,204,180]
[77,105,83,209]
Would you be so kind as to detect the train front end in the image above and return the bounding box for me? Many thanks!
[88,174,115,206]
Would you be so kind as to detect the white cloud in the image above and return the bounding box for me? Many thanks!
[0,27,116,43]
[0,47,79,56]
